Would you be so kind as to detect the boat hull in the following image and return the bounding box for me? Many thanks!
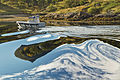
[17,21,45,31]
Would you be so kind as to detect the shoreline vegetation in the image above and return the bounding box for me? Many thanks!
[0,14,120,25]
[0,0,119,25]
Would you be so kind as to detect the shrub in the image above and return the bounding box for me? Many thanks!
[79,0,88,5]
[64,0,88,8]
[46,4,57,12]
[87,7,100,14]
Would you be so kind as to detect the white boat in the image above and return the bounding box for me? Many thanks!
[16,15,45,31]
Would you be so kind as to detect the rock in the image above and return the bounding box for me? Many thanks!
[95,14,118,17]
[64,12,77,19]
[57,14,64,19]
[73,12,93,20]
[54,14,60,19]
[44,13,57,19]
[95,14,105,17]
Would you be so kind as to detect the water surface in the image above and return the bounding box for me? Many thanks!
[0,24,120,79]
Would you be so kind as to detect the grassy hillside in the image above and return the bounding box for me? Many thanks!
[0,3,24,14]
[0,0,119,15]
[0,0,119,24]
[51,0,120,14]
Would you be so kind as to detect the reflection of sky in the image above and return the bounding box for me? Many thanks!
[1,39,120,80]
[0,39,32,75]
[0,25,120,75]
[0,33,60,75]
[1,30,29,36]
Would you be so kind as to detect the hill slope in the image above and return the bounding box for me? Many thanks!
[0,3,24,15]
[0,0,120,14]
[0,0,120,23]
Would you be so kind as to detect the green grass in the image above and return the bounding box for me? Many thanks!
[0,0,119,17]
[102,2,120,14]
[44,0,120,15]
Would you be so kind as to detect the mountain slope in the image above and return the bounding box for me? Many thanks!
[1,39,120,80]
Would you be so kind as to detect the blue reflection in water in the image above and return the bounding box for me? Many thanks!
[0,33,60,75]
[0,25,120,76]
[1,30,29,36]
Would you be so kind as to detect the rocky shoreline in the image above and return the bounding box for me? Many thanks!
[41,12,120,25]
[0,12,120,25]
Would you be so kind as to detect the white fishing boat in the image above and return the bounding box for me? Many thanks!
[16,15,45,31]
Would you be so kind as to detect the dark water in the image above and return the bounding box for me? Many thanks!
[0,22,120,76]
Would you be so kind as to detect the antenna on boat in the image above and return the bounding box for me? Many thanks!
[36,15,40,23]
